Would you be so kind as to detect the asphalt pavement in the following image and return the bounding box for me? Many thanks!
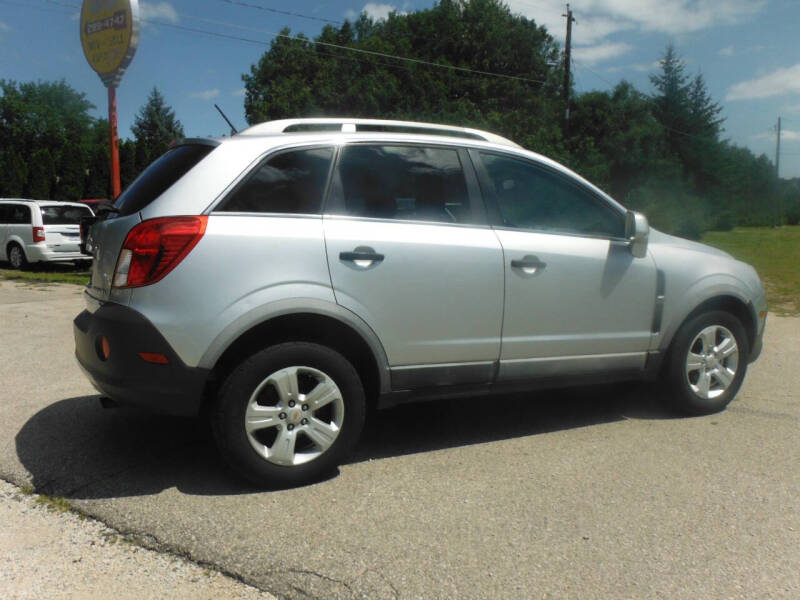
[0,279,798,599]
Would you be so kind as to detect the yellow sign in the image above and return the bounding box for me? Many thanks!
[80,0,140,87]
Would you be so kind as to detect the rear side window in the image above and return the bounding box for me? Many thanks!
[0,205,10,224]
[217,147,334,214]
[6,204,31,224]
[334,145,475,224]
[40,205,93,225]
[114,144,215,216]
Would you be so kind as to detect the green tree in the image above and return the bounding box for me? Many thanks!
[24,148,56,199]
[131,87,184,167]
[0,151,28,197]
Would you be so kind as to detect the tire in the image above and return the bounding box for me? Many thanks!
[7,243,28,270]
[213,342,366,487]
[663,310,749,415]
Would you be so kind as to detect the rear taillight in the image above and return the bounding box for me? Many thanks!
[113,216,207,288]
[33,226,45,243]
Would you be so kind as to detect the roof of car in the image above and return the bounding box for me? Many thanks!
[0,199,91,207]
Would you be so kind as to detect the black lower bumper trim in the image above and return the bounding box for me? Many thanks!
[74,305,209,416]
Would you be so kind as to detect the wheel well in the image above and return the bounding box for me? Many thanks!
[682,295,756,352]
[201,313,382,416]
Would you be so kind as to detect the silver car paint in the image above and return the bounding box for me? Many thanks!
[493,229,657,362]
[83,129,766,385]
[127,214,335,367]
[324,216,505,365]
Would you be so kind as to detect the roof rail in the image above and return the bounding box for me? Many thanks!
[237,118,520,148]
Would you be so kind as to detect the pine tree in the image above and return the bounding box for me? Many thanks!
[131,87,184,168]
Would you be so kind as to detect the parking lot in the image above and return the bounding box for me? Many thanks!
[0,279,798,599]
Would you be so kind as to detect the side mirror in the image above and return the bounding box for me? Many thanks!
[625,210,649,259]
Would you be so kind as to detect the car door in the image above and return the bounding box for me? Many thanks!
[472,150,657,380]
[324,143,504,388]
[0,205,9,259]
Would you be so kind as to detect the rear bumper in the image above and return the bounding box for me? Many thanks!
[73,304,209,416]
[27,244,89,263]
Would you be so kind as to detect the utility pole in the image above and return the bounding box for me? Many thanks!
[775,116,782,178]
[562,3,576,134]
[775,116,782,225]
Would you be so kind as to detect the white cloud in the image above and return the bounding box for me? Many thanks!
[718,45,735,57]
[140,2,179,24]
[505,0,765,39]
[572,42,633,66]
[347,3,405,22]
[752,129,800,142]
[231,88,246,97]
[785,104,800,113]
[190,89,220,100]
[727,63,800,101]
[0,22,9,41]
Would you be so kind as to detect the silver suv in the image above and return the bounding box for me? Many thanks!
[74,119,767,486]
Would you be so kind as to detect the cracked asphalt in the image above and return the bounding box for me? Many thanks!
[1,279,798,599]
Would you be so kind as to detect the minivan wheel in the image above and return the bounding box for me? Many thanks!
[663,310,749,415]
[213,342,366,487]
[8,243,27,270]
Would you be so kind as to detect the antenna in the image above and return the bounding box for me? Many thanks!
[214,104,238,135]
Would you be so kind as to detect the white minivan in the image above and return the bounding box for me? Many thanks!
[0,199,94,269]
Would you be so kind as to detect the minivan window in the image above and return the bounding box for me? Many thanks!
[8,204,31,225]
[218,147,334,214]
[0,205,10,224]
[479,152,625,238]
[114,144,215,216]
[334,145,474,224]
[40,204,93,225]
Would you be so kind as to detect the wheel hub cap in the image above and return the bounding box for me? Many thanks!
[685,324,739,400]
[244,366,345,466]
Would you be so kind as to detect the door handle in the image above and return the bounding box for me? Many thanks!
[339,247,384,267]
[511,255,547,274]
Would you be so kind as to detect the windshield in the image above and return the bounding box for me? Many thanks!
[40,204,93,225]
[114,144,216,216]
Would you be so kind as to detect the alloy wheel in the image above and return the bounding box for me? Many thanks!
[685,324,739,400]
[244,366,345,466]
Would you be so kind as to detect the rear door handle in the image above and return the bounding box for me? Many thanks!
[339,247,384,267]
[511,255,547,274]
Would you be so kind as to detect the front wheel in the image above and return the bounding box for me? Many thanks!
[213,342,366,487]
[663,310,749,415]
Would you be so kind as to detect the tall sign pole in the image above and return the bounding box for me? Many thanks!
[562,4,576,136]
[80,0,140,199]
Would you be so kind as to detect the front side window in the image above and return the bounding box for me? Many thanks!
[334,145,475,224]
[480,152,624,238]
[40,205,93,225]
[218,147,334,214]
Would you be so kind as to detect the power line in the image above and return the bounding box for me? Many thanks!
[38,0,547,86]
[217,0,343,26]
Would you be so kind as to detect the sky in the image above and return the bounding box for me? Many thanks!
[1,0,799,177]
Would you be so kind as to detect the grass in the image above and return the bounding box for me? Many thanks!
[702,225,800,315]
[0,264,90,286]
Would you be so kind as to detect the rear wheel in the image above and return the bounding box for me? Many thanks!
[663,310,749,415]
[7,243,27,270]
[213,342,366,487]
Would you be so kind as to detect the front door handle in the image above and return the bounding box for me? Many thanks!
[511,255,547,274]
[340,246,384,267]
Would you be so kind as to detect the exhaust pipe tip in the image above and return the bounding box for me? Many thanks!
[98,396,119,409]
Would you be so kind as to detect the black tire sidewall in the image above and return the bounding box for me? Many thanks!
[665,310,750,415]
[214,342,366,487]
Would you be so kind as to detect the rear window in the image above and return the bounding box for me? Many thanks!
[40,205,93,225]
[114,144,215,216]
